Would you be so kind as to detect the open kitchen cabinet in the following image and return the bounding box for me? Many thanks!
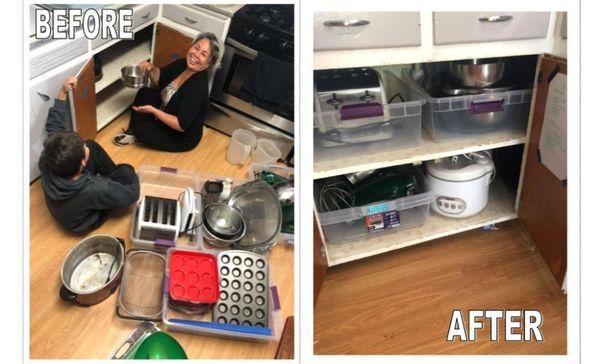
[28,4,231,182]
[313,53,568,304]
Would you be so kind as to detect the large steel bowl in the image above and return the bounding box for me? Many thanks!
[202,203,246,248]
[449,58,505,88]
[121,65,149,88]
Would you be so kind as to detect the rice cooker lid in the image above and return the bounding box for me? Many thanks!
[426,154,494,182]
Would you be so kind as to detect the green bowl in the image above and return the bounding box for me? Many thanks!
[133,332,188,360]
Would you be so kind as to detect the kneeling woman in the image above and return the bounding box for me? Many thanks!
[114,32,219,152]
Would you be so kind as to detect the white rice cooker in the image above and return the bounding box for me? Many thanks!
[425,152,495,218]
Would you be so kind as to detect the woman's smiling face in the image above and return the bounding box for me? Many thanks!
[186,38,211,72]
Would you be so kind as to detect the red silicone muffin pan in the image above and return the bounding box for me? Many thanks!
[169,250,219,304]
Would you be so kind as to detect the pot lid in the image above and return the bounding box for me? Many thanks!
[426,153,494,181]
[227,180,282,247]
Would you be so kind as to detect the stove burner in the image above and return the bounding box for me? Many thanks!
[234,4,294,35]
[260,13,271,23]
[229,4,294,62]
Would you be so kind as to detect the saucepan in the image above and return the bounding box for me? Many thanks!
[59,235,125,306]
[121,65,150,88]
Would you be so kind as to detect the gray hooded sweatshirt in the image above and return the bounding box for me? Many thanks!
[38,99,139,233]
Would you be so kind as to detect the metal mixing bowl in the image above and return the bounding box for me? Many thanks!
[449,58,505,88]
[121,65,149,88]
[202,203,246,248]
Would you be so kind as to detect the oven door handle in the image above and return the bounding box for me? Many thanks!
[226,38,258,59]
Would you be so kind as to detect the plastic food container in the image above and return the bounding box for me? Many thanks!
[316,169,433,244]
[162,248,283,342]
[314,71,425,164]
[402,69,532,142]
[117,250,165,321]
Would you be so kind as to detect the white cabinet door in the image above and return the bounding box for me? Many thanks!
[314,12,421,51]
[30,34,88,79]
[30,55,88,182]
[433,12,550,45]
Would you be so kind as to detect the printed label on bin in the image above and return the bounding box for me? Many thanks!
[365,202,392,215]
[365,211,400,232]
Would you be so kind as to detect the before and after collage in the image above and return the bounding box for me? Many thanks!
[19,0,583,363]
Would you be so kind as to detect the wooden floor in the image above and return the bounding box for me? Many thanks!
[29,112,294,359]
[314,221,566,355]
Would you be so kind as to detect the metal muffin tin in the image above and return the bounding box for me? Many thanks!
[214,250,269,327]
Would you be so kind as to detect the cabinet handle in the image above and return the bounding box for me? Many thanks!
[323,19,370,27]
[184,17,198,24]
[478,15,513,23]
[141,12,150,20]
[37,92,50,101]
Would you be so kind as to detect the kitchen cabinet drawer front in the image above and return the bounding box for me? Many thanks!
[30,35,88,79]
[162,4,228,38]
[131,4,159,30]
[433,12,550,45]
[314,12,421,51]
[91,4,158,50]
[30,56,88,181]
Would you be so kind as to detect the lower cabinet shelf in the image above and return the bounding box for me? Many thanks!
[321,178,518,266]
[97,83,137,131]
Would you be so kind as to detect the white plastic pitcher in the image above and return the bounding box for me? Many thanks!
[250,139,282,164]
[226,129,257,165]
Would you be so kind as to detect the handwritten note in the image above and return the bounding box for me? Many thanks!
[539,72,567,181]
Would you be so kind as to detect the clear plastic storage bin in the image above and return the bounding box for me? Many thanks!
[317,169,432,244]
[314,71,425,163]
[130,165,245,252]
[402,70,533,142]
[162,248,283,342]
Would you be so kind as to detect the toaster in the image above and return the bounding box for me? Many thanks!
[136,195,181,242]
[314,67,389,132]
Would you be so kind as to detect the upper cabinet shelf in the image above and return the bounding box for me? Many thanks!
[314,11,559,70]
[314,129,527,179]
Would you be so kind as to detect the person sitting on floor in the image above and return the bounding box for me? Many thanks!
[39,76,140,233]
[112,32,220,152]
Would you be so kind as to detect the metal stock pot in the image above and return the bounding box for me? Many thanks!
[59,235,125,306]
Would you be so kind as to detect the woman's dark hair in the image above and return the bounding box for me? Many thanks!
[191,32,220,71]
[43,132,85,178]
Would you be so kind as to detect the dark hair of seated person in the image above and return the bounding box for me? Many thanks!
[43,132,85,178]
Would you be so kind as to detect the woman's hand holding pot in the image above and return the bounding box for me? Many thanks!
[139,61,155,75]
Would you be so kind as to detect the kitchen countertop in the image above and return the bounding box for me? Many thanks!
[29,112,294,359]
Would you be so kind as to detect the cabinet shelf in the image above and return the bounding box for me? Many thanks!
[95,39,152,93]
[314,130,527,179]
[321,179,518,266]
[96,83,137,130]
